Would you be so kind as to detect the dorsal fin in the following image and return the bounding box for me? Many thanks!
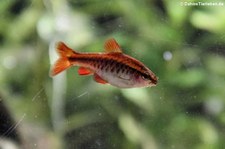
[104,38,122,53]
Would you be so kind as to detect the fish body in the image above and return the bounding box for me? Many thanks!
[51,39,157,88]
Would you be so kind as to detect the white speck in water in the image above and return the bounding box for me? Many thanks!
[2,56,17,69]
[163,51,173,61]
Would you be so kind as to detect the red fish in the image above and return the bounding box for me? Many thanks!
[50,38,157,88]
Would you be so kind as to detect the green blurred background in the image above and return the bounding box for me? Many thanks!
[0,0,225,149]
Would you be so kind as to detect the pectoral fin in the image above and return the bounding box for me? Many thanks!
[93,73,108,84]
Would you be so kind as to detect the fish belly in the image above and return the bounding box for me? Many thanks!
[96,70,135,88]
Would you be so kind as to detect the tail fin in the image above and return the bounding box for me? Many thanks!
[50,42,75,76]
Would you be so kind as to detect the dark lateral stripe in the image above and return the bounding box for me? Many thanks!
[69,56,142,75]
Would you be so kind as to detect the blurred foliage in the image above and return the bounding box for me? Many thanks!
[0,0,225,149]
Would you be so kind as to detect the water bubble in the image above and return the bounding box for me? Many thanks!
[163,51,173,61]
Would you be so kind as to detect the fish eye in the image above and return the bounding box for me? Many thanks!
[141,74,150,80]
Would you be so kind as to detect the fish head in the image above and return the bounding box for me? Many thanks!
[134,69,158,87]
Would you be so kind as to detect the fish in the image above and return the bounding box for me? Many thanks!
[50,38,158,88]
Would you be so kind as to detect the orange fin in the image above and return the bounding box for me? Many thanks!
[93,73,108,84]
[51,57,70,76]
[50,41,76,76]
[78,67,93,75]
[104,38,122,53]
[56,42,77,57]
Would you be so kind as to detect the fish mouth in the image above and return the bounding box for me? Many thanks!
[149,82,156,87]
[152,79,158,85]
[150,77,158,86]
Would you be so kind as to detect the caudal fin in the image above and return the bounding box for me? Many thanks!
[50,42,75,76]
